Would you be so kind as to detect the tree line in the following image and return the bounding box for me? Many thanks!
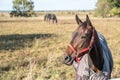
[10,0,120,17]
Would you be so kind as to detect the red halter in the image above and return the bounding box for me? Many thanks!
[68,28,95,63]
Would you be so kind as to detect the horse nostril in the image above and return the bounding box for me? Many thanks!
[64,54,69,60]
[63,54,71,63]
[65,56,69,60]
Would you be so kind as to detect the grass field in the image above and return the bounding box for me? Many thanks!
[0,14,120,80]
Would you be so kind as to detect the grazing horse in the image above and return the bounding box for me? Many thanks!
[63,15,113,80]
[44,14,58,24]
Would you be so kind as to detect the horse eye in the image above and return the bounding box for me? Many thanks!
[81,35,86,39]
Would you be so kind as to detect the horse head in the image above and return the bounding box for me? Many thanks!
[63,15,104,71]
[63,14,94,65]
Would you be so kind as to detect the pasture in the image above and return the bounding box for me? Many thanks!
[0,13,120,80]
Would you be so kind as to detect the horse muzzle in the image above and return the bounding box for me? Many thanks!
[62,54,75,66]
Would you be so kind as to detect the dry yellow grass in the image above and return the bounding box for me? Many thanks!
[0,15,120,80]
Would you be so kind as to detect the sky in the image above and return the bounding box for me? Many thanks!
[0,0,97,11]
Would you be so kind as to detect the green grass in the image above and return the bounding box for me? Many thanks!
[0,15,120,80]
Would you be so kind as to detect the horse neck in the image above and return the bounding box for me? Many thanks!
[89,30,104,70]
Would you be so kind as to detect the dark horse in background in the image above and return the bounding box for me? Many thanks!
[63,15,113,80]
[44,14,58,24]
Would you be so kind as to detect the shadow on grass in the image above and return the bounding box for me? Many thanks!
[0,33,56,51]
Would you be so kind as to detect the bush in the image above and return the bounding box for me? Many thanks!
[110,7,120,16]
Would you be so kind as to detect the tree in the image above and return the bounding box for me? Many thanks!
[107,0,120,8]
[95,0,111,17]
[10,0,36,17]
[107,0,120,16]
[95,0,120,17]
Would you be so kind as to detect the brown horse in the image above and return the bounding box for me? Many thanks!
[44,13,58,24]
[63,15,113,80]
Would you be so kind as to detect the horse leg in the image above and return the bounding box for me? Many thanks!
[49,19,50,24]
[52,20,54,24]
[47,18,48,22]
[55,20,57,24]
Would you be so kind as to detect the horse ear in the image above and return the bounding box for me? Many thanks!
[75,14,82,25]
[86,15,92,28]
